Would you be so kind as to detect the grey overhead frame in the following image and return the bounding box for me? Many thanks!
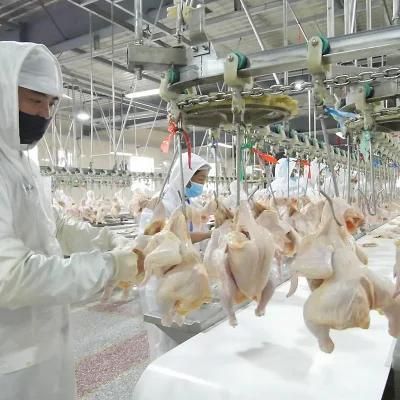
[169,24,400,93]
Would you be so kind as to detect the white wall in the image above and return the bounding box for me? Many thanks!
[37,135,173,171]
[38,135,235,176]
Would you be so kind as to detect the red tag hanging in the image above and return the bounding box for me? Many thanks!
[160,120,193,169]
[160,131,175,154]
[251,148,278,164]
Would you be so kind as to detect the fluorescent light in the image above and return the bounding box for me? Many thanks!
[207,142,233,149]
[125,88,160,99]
[335,131,345,139]
[293,80,305,91]
[110,152,133,156]
[76,111,90,121]
[62,93,72,100]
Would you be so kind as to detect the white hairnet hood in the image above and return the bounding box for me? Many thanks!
[162,152,210,216]
[275,157,297,179]
[270,157,304,198]
[0,43,118,399]
[0,41,63,153]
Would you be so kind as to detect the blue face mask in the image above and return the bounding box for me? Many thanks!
[185,181,204,198]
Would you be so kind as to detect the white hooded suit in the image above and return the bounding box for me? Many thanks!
[162,152,210,216]
[0,42,117,400]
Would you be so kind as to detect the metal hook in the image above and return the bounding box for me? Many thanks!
[375,189,385,207]
[358,188,376,216]
[248,185,260,201]
[320,190,343,227]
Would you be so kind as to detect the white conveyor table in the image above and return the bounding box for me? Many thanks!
[133,224,398,400]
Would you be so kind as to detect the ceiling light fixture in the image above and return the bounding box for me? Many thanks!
[335,131,346,139]
[125,88,160,99]
[76,111,90,121]
[293,80,305,91]
[110,152,133,156]
[207,142,233,149]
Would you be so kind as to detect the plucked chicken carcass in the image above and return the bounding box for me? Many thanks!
[143,202,167,235]
[129,188,153,218]
[291,198,400,353]
[110,197,122,219]
[290,199,325,237]
[203,200,234,280]
[256,206,300,257]
[142,208,211,326]
[215,201,276,326]
[255,206,300,283]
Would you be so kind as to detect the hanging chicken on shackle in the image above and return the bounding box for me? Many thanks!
[141,208,211,326]
[290,198,400,353]
[212,200,276,326]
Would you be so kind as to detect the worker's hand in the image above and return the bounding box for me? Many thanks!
[111,249,139,281]
[101,249,142,302]
[110,233,132,250]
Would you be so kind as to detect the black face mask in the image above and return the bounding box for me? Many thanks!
[19,111,51,145]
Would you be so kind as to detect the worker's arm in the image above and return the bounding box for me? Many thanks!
[190,231,212,244]
[0,180,122,309]
[54,206,131,256]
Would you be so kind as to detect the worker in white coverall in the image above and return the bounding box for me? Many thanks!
[269,157,306,198]
[162,151,212,242]
[0,41,139,400]
[142,152,212,359]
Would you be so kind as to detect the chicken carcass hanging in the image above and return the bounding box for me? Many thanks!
[142,208,211,326]
[291,198,400,353]
[217,201,276,326]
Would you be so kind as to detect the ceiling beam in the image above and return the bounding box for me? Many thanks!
[0,16,18,30]
[210,1,382,46]
[381,0,393,25]
[62,69,166,114]
[205,0,305,25]
[64,0,136,33]
[68,48,161,84]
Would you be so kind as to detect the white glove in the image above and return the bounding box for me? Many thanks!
[110,249,139,283]
[109,233,132,251]
[101,249,140,302]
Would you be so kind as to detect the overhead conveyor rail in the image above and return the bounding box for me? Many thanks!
[170,24,400,93]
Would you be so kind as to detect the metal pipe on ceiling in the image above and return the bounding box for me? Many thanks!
[344,0,353,34]
[65,0,135,34]
[283,0,288,86]
[393,0,400,24]
[366,0,372,67]
[72,86,78,166]
[286,0,308,42]
[170,24,400,91]
[101,0,190,45]
[0,0,39,20]
[327,0,335,37]
[211,1,383,46]
[111,0,116,168]
[134,0,143,44]
[238,0,280,85]
[351,0,357,33]
[89,13,94,163]
[134,0,143,80]
[176,0,184,44]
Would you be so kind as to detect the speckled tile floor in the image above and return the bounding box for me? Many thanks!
[70,293,151,399]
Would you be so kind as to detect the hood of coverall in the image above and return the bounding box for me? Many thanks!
[168,152,210,194]
[163,152,210,215]
[0,42,63,255]
[274,157,297,179]
[0,41,63,153]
